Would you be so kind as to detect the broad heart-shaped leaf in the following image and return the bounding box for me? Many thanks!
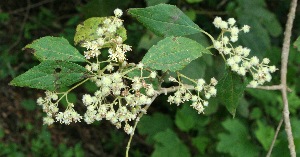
[216,69,248,117]
[152,129,191,157]
[24,36,86,62]
[254,120,275,151]
[142,36,209,71]
[74,17,127,46]
[10,60,90,91]
[137,113,173,144]
[128,4,202,37]
[217,119,259,157]
[293,36,300,52]
[175,104,198,132]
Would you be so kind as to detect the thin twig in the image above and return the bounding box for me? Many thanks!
[125,93,159,157]
[247,85,292,92]
[280,0,298,156]
[125,84,194,156]
[7,0,31,53]
[247,85,283,90]
[266,118,283,157]
[8,0,54,14]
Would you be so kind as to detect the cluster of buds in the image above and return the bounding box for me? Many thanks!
[37,91,82,125]
[37,62,157,135]
[167,76,218,114]
[212,16,277,87]
[81,62,157,135]
[81,8,132,62]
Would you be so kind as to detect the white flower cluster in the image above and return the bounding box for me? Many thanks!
[36,9,158,135]
[38,60,157,135]
[81,62,157,135]
[212,16,277,87]
[81,8,132,62]
[167,76,218,114]
[37,91,82,125]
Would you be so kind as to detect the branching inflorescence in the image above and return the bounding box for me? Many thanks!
[212,17,277,87]
[34,9,276,137]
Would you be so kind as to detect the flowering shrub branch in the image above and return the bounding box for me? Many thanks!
[9,3,285,156]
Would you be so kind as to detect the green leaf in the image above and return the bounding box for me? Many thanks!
[146,0,169,6]
[128,4,202,37]
[217,119,259,157]
[235,0,282,58]
[74,17,127,46]
[137,31,163,50]
[216,70,247,117]
[254,120,275,151]
[293,36,300,52]
[21,99,36,111]
[184,10,197,21]
[24,36,86,62]
[142,36,209,71]
[175,104,198,132]
[186,0,203,3]
[152,129,191,157]
[10,60,90,91]
[137,113,173,143]
[192,136,209,155]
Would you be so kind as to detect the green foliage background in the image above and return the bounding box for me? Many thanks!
[1,0,300,156]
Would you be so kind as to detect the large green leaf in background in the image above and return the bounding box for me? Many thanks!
[137,113,173,143]
[216,70,248,117]
[128,4,202,37]
[175,104,199,132]
[10,61,90,91]
[234,0,282,58]
[294,36,300,52]
[254,120,275,151]
[217,119,259,157]
[142,36,209,71]
[152,129,191,157]
[24,36,86,62]
[74,17,127,46]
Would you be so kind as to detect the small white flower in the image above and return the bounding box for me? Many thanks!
[249,80,258,88]
[197,79,206,86]
[43,116,54,125]
[220,21,228,29]
[91,63,99,71]
[208,87,217,96]
[262,58,270,64]
[106,64,114,72]
[37,97,44,106]
[242,25,250,33]
[250,56,259,66]
[210,77,218,86]
[114,8,123,17]
[230,27,239,36]
[238,67,246,76]
[150,71,157,78]
[269,66,277,73]
[228,18,236,26]
[213,17,223,28]
[137,62,144,69]
[191,95,198,102]
[214,41,222,49]
[230,35,238,42]
[97,28,104,36]
[82,94,94,106]
[167,96,174,103]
